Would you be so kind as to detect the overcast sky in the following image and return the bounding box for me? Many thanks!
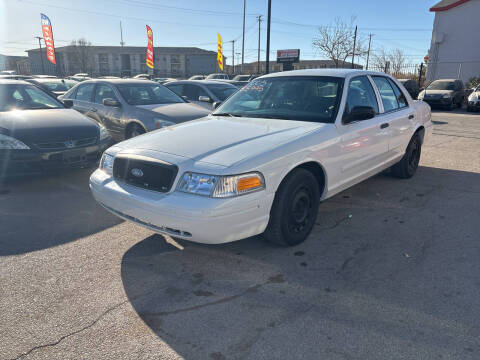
[1,0,437,65]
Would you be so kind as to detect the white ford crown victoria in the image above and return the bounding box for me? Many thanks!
[90,69,432,246]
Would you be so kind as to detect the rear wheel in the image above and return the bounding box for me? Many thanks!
[263,168,320,246]
[126,124,145,139]
[391,133,422,179]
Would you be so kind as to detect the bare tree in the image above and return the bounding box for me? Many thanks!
[312,17,366,68]
[68,38,94,75]
[372,48,406,74]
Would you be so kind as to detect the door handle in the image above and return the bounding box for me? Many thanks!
[408,114,414,119]
[380,123,389,129]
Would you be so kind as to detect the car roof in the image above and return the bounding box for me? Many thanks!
[0,79,32,85]
[260,68,388,79]
[77,78,159,85]
[165,80,236,86]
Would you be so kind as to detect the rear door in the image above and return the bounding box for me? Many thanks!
[93,83,124,141]
[372,76,415,159]
[337,75,390,185]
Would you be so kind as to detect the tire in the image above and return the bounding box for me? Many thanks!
[126,124,145,139]
[263,168,320,246]
[391,133,422,179]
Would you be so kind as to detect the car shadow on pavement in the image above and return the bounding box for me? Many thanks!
[121,166,480,359]
[0,167,123,256]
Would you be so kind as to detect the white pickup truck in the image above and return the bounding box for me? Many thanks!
[90,69,432,246]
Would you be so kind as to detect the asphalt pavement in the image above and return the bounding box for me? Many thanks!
[1,109,479,360]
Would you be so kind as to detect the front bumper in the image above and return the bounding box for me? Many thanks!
[0,138,112,178]
[468,101,480,110]
[89,169,274,244]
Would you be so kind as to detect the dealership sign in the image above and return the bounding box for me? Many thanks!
[40,13,56,65]
[277,49,300,63]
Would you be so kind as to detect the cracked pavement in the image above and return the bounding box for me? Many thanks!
[1,110,480,359]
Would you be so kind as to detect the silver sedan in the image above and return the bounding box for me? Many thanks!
[61,79,210,141]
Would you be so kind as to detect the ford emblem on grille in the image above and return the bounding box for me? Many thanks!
[131,168,144,178]
[64,140,76,148]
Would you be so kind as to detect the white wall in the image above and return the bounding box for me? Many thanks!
[427,0,480,83]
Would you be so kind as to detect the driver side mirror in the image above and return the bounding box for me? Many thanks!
[213,101,222,109]
[103,98,121,107]
[63,99,74,108]
[198,95,212,103]
[343,106,376,124]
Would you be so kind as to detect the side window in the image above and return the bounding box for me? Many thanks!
[344,76,379,116]
[166,84,183,97]
[372,76,399,112]
[387,79,408,108]
[75,83,95,102]
[183,84,208,101]
[94,84,118,104]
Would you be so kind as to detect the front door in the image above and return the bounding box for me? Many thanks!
[93,83,124,141]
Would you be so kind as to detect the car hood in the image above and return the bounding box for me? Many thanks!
[0,108,99,145]
[116,116,327,167]
[135,102,210,123]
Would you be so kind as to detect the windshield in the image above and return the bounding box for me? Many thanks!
[0,84,63,111]
[206,84,237,101]
[213,76,344,123]
[428,81,455,90]
[42,80,77,92]
[116,83,185,105]
[233,75,250,81]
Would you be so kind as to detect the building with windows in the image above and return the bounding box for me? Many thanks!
[26,46,218,78]
[427,0,480,83]
[0,54,30,74]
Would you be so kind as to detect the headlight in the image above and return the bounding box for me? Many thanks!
[155,119,175,129]
[418,92,424,99]
[469,94,478,101]
[177,172,265,198]
[0,134,30,149]
[99,124,110,141]
[99,152,114,175]
[443,93,452,99]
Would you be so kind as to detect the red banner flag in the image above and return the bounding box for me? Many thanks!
[40,13,56,65]
[146,25,154,69]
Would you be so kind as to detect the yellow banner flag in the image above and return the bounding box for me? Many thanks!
[217,33,223,71]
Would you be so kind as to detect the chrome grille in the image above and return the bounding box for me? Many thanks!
[35,137,98,150]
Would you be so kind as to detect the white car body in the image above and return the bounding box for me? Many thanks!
[90,69,433,244]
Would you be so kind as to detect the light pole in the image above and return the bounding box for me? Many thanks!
[35,36,45,74]
[265,0,272,74]
[241,0,246,74]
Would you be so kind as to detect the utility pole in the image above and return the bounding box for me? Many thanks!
[230,40,235,75]
[120,21,125,46]
[35,36,45,74]
[366,34,373,70]
[257,15,262,75]
[265,0,272,74]
[241,0,246,74]
[351,25,357,69]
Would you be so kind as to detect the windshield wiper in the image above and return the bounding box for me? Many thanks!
[211,113,242,117]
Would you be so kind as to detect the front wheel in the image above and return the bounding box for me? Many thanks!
[391,133,422,179]
[263,168,320,246]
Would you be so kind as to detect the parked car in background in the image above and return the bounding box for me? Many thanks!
[32,75,57,79]
[98,76,121,79]
[467,85,480,112]
[188,75,206,80]
[165,80,237,110]
[398,79,420,99]
[153,77,176,84]
[0,70,17,75]
[418,79,465,110]
[0,80,111,178]
[67,75,91,82]
[0,75,33,80]
[26,78,78,98]
[232,74,257,81]
[62,79,210,141]
[90,69,432,246]
[206,73,229,80]
[133,74,151,80]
